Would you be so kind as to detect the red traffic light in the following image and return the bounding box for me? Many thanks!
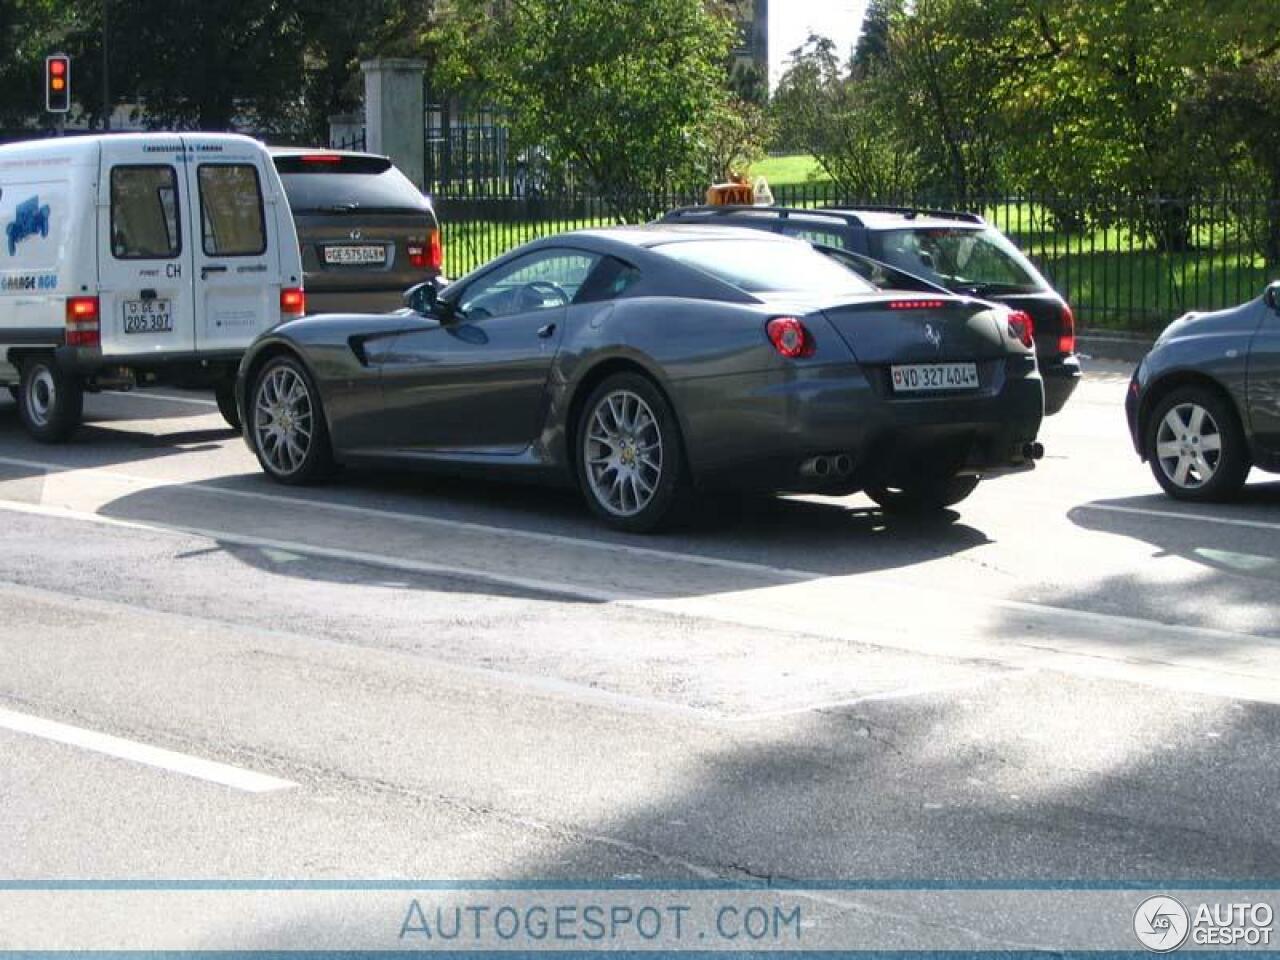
[45,55,71,113]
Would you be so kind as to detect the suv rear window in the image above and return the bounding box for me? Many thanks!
[870,227,1044,295]
[274,154,430,215]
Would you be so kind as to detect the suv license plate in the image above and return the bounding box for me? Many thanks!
[123,299,173,334]
[891,362,979,392]
[324,244,386,265]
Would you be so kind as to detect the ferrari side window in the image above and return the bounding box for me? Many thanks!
[459,249,600,319]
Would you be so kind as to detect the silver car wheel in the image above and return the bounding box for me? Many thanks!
[253,365,314,477]
[1155,402,1222,490]
[25,366,55,428]
[584,389,663,518]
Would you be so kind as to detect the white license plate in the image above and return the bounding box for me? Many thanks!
[891,362,980,393]
[323,244,386,265]
[122,299,173,334]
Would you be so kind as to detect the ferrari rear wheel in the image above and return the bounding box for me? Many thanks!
[865,474,980,514]
[249,355,333,485]
[576,373,686,533]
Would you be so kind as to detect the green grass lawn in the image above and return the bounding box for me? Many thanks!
[749,154,831,189]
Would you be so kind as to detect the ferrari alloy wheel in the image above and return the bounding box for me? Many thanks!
[576,373,686,533]
[1146,386,1249,501]
[250,356,333,484]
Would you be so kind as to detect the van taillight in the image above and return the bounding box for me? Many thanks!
[1059,304,1077,355]
[280,287,306,317]
[65,296,100,347]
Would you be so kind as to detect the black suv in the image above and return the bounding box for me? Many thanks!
[661,205,1081,415]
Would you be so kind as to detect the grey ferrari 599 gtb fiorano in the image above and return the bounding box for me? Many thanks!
[237,226,1047,531]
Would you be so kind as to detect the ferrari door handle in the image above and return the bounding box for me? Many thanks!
[537,322,557,339]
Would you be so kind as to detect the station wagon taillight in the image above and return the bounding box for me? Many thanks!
[280,287,306,317]
[65,296,100,347]
[1059,304,1077,355]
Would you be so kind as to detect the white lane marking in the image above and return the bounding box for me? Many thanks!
[0,455,816,582]
[103,390,219,408]
[0,706,296,793]
[1081,502,1280,534]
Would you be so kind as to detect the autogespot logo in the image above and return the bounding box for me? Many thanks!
[1134,896,1191,952]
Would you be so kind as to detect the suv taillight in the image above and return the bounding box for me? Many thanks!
[428,229,443,270]
[280,287,306,317]
[1059,304,1076,355]
[65,296,100,347]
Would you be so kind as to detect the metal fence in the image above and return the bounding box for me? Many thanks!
[329,130,366,151]
[432,181,1280,332]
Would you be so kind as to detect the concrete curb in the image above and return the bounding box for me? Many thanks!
[1077,332,1154,364]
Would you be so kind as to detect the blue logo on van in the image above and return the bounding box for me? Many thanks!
[6,195,51,256]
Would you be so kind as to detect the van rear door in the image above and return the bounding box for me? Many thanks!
[181,136,280,352]
[97,137,196,357]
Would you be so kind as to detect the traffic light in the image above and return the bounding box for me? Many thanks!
[45,55,70,113]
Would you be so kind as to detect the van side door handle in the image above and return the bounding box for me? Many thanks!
[201,265,227,279]
[537,322,556,339]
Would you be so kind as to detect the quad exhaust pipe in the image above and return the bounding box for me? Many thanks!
[800,453,854,479]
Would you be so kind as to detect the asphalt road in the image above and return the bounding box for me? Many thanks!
[1,361,1279,887]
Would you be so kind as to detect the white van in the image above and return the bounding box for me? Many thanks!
[0,132,304,441]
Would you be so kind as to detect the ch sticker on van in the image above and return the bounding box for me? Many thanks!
[5,195,50,256]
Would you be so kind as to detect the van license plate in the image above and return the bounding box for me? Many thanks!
[123,299,173,334]
[324,244,386,265]
[891,362,980,393]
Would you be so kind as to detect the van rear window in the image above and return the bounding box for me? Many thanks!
[110,166,181,260]
[274,155,430,215]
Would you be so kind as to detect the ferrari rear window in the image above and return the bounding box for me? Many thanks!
[658,239,874,295]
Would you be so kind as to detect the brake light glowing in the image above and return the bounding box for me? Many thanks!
[889,299,948,310]
[766,316,814,359]
[65,296,100,347]
[280,287,306,317]
[301,153,342,164]
[1007,309,1035,349]
[1059,304,1076,355]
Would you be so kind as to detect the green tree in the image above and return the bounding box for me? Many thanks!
[435,0,735,221]
[0,0,80,130]
[772,35,917,200]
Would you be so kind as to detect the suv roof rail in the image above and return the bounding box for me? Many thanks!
[660,203,986,227]
[660,205,869,226]
[820,204,986,225]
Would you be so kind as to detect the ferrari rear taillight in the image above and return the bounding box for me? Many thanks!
[280,286,306,317]
[1059,304,1077,355]
[1007,309,1035,349]
[766,316,814,359]
[65,296,100,347]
